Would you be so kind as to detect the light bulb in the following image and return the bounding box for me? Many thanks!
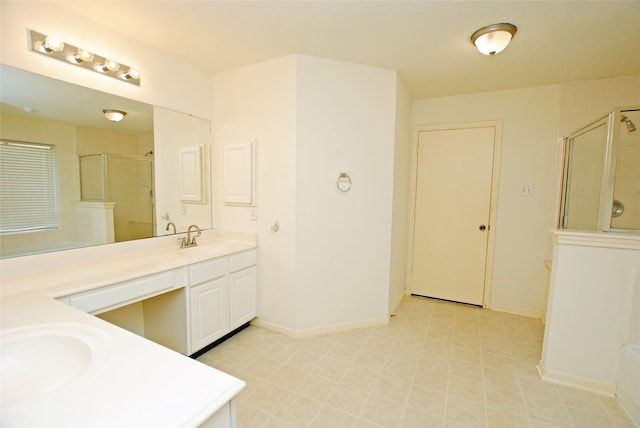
[34,35,65,53]
[67,48,94,64]
[118,67,140,80]
[94,59,119,73]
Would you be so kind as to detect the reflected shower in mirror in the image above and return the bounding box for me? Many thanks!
[0,65,212,258]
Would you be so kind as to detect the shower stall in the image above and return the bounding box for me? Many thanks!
[559,106,640,232]
[79,153,154,242]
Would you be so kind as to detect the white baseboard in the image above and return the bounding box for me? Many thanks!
[490,304,543,319]
[536,362,616,396]
[251,316,389,338]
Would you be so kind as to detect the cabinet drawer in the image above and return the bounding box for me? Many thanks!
[229,250,256,272]
[189,258,227,285]
[69,269,184,314]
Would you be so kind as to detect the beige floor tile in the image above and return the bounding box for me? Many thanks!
[325,384,370,416]
[246,382,291,415]
[311,404,359,428]
[413,365,450,392]
[406,384,447,417]
[360,394,405,428]
[383,357,418,383]
[237,402,270,428]
[341,365,381,392]
[486,408,530,427]
[267,363,309,391]
[523,396,573,428]
[484,385,527,417]
[566,406,620,428]
[445,395,487,428]
[370,375,411,404]
[295,373,339,402]
[355,350,388,373]
[401,406,444,427]
[313,356,350,382]
[275,393,324,427]
[447,374,485,404]
[198,296,635,428]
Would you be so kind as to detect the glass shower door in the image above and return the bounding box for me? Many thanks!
[561,117,609,231]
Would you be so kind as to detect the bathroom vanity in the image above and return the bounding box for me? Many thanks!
[0,233,256,427]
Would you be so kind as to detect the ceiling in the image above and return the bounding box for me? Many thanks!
[56,1,640,100]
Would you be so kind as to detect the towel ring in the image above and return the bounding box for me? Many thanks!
[336,172,352,192]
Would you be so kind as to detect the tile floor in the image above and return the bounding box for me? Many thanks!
[197,296,636,427]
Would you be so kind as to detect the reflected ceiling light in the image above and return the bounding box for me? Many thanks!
[471,23,517,56]
[29,29,141,86]
[67,48,94,64]
[118,67,140,81]
[34,35,64,53]
[102,109,127,122]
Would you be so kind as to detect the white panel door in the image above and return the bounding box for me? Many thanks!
[190,278,228,353]
[229,267,257,330]
[411,127,495,305]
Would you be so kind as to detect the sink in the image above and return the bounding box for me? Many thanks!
[1,323,111,404]
[178,243,233,257]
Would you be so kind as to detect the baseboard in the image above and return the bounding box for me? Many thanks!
[490,304,543,319]
[251,316,389,338]
[536,362,616,396]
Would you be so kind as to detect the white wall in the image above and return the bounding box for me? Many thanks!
[294,55,398,330]
[412,85,559,316]
[388,76,412,313]
[213,56,298,330]
[0,1,213,121]
[213,55,403,333]
[540,232,640,393]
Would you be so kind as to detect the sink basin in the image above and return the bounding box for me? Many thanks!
[178,243,233,257]
[1,323,111,404]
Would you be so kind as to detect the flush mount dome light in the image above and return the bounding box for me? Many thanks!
[102,109,127,122]
[471,23,517,55]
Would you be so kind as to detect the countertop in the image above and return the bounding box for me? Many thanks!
[1,235,256,427]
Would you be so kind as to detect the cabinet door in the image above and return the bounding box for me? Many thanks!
[190,278,229,354]
[229,267,257,330]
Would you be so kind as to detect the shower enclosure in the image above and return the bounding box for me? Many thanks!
[79,153,155,242]
[560,106,640,232]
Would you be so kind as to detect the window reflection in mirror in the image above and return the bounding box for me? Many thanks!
[0,65,212,258]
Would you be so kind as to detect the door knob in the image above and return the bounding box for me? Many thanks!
[479,224,487,231]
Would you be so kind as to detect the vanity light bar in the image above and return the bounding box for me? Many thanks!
[28,29,141,86]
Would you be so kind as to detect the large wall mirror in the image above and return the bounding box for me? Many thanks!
[0,65,212,258]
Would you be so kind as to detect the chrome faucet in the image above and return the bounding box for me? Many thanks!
[181,224,201,248]
[165,221,176,234]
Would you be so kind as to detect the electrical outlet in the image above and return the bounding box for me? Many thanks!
[250,208,257,221]
[181,204,187,215]
[520,184,534,196]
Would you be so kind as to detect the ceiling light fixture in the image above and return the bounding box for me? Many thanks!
[29,29,141,86]
[471,23,517,56]
[102,109,127,122]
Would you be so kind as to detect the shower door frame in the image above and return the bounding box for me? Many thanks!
[559,106,640,233]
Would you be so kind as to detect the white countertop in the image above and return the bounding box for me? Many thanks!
[1,234,256,427]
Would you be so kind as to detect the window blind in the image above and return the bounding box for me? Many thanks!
[0,140,59,234]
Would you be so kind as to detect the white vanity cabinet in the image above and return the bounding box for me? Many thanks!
[57,247,257,357]
[189,258,229,354]
[188,249,257,354]
[229,251,257,330]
